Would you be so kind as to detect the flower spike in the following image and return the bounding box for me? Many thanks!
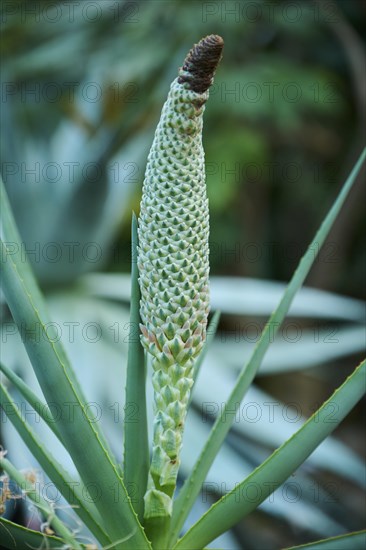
[138,35,223,523]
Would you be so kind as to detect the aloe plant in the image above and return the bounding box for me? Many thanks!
[1,34,365,550]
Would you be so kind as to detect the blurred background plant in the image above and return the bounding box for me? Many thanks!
[1,1,365,549]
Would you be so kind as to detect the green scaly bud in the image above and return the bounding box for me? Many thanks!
[138,35,224,521]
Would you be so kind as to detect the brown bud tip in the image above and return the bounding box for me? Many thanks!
[178,34,224,94]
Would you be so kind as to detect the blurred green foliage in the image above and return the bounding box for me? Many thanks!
[1,0,365,294]
[1,2,365,546]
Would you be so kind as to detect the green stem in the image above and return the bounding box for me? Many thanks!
[145,515,171,550]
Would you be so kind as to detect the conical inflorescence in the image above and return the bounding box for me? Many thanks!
[137,35,224,520]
